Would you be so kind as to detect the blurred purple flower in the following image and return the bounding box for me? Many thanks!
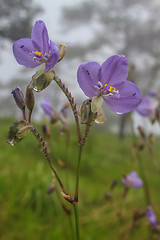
[13,20,59,72]
[148,90,157,97]
[136,96,154,117]
[41,96,53,118]
[77,55,142,114]
[146,206,157,227]
[122,171,143,188]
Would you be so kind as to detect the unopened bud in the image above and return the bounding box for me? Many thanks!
[150,113,156,124]
[47,183,56,194]
[29,70,55,92]
[42,125,51,138]
[7,120,27,146]
[61,102,70,118]
[149,133,154,144]
[58,44,67,62]
[25,85,35,111]
[110,179,118,190]
[155,104,160,123]
[11,87,25,110]
[79,99,97,126]
[138,126,146,139]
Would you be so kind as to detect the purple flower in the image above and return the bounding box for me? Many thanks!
[13,20,59,72]
[148,90,157,97]
[122,171,143,188]
[146,206,157,227]
[136,96,154,117]
[41,96,53,118]
[77,55,142,114]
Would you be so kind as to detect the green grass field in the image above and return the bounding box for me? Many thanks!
[0,117,160,240]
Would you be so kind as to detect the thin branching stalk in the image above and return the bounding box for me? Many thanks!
[53,75,82,145]
[27,124,74,203]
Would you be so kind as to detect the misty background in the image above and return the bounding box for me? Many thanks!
[1,0,160,135]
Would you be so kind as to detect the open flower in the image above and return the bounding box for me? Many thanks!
[77,55,142,114]
[146,206,157,227]
[13,20,59,72]
[136,96,154,117]
[41,96,53,118]
[122,171,143,188]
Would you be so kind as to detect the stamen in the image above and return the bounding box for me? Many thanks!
[104,83,108,87]
[34,51,43,57]
[109,86,116,92]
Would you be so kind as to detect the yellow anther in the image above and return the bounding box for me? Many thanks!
[104,84,108,87]
[109,86,116,92]
[34,51,42,57]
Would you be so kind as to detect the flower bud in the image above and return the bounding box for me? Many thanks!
[7,120,28,146]
[11,87,25,110]
[58,44,67,62]
[29,69,55,92]
[47,183,56,194]
[138,126,146,140]
[79,99,97,126]
[155,104,160,123]
[42,125,51,138]
[25,85,35,111]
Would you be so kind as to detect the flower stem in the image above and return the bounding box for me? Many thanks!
[53,75,82,144]
[73,204,80,240]
[30,124,74,203]
[74,145,83,203]
[74,125,90,202]
[137,152,152,205]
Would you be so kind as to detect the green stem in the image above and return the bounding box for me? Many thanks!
[74,125,90,202]
[73,204,80,240]
[30,124,74,203]
[74,145,83,202]
[137,152,152,205]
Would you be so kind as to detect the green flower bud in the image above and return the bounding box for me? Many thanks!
[79,99,97,126]
[11,87,25,110]
[7,120,28,146]
[25,85,35,111]
[29,69,55,92]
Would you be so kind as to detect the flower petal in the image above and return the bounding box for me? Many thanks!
[44,41,59,72]
[136,96,152,117]
[31,20,49,53]
[100,55,128,86]
[103,81,142,114]
[77,62,101,97]
[13,38,40,68]
[131,178,143,188]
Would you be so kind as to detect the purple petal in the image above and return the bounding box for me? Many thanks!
[13,38,40,68]
[77,62,101,97]
[41,96,53,117]
[31,20,49,53]
[128,171,138,179]
[100,55,128,86]
[146,206,157,227]
[131,178,143,188]
[103,81,142,114]
[137,96,153,117]
[44,41,59,72]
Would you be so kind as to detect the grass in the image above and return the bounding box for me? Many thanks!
[0,117,160,240]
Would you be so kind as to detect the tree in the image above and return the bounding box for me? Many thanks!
[0,0,42,43]
[60,0,160,136]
